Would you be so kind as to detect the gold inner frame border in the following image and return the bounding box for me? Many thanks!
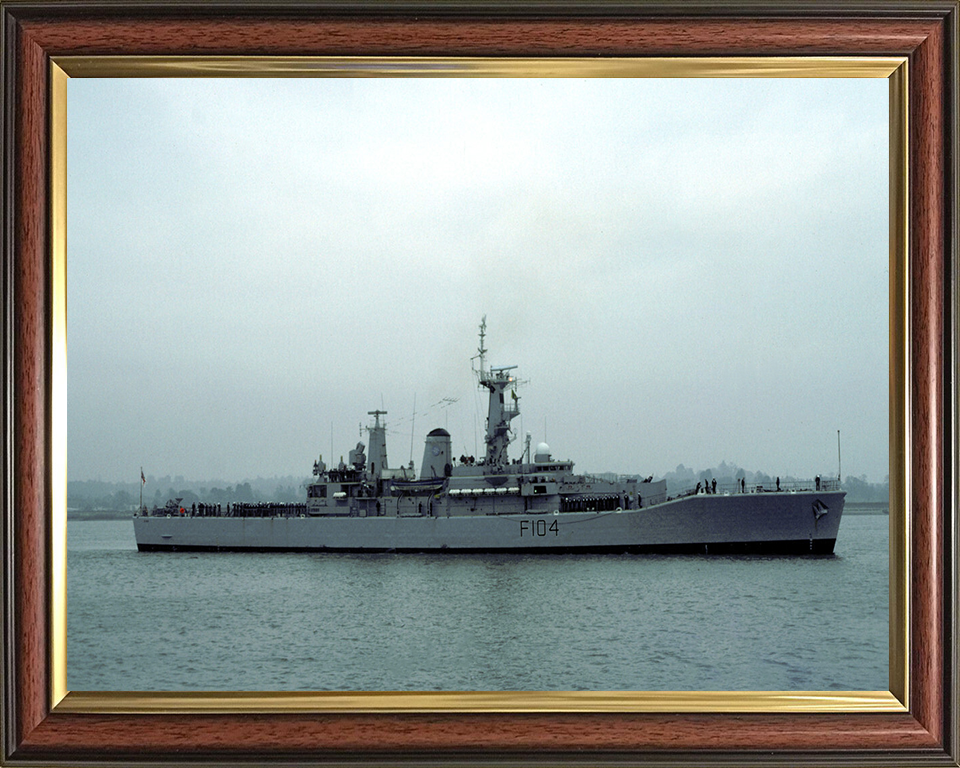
[49,55,909,715]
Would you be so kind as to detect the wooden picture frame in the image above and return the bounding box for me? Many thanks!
[2,2,957,764]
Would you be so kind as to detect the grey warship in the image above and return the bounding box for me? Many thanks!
[134,319,844,554]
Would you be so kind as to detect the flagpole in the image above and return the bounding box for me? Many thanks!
[837,430,841,483]
[139,466,144,514]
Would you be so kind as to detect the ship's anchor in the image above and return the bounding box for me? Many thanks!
[812,499,829,531]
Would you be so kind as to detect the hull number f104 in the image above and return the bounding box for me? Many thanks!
[520,519,559,537]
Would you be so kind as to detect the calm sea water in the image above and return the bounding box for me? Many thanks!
[67,514,888,691]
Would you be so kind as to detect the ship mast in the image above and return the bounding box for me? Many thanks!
[366,409,388,479]
[474,316,520,469]
[477,315,487,376]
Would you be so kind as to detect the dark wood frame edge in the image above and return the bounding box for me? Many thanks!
[1,3,956,765]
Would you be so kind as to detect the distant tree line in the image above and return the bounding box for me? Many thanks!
[838,474,890,503]
[68,475,308,512]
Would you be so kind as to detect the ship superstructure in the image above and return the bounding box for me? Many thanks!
[134,319,844,554]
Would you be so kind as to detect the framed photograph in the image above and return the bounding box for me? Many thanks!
[2,2,956,765]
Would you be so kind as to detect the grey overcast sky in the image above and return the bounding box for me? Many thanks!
[67,77,888,484]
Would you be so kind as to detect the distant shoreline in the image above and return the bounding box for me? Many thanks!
[68,509,134,521]
[845,501,889,515]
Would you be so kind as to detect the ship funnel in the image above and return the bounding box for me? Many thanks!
[421,428,452,479]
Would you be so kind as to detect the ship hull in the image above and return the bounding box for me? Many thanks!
[133,490,844,555]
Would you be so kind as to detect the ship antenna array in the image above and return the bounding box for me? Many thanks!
[476,315,488,378]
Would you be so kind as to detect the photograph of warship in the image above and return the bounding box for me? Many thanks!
[134,319,845,555]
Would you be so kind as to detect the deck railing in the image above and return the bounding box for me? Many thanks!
[675,478,841,498]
